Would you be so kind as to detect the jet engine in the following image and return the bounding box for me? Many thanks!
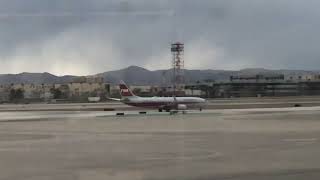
[177,104,187,110]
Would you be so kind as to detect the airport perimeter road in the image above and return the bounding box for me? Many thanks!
[1,108,320,179]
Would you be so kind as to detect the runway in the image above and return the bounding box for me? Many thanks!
[0,107,320,179]
[1,96,320,112]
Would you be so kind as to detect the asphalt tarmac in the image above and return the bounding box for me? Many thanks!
[0,106,320,179]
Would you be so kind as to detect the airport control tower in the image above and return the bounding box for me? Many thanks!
[171,42,185,94]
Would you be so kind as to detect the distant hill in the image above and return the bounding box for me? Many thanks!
[96,66,320,85]
[97,66,161,85]
[96,66,235,85]
[0,72,75,84]
[0,66,319,85]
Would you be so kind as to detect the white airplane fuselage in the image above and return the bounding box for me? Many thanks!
[117,81,207,111]
[121,96,206,110]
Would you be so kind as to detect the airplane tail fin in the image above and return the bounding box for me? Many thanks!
[119,81,136,98]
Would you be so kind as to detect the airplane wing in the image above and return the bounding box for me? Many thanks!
[107,97,121,101]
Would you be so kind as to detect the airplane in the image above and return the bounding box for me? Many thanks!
[109,81,207,112]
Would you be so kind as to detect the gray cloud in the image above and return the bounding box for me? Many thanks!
[0,0,320,75]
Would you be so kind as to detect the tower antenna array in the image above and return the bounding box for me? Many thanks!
[171,42,184,97]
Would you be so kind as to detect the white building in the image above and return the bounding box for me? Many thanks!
[285,74,320,82]
[185,89,204,96]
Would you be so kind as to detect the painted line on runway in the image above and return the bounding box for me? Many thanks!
[283,138,318,142]
[96,111,222,118]
[282,138,318,145]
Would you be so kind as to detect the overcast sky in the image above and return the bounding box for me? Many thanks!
[0,0,320,75]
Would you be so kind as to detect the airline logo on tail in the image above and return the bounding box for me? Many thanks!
[119,81,135,97]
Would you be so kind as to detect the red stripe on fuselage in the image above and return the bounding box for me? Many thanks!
[126,102,167,108]
[125,101,200,108]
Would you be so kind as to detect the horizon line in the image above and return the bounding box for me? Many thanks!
[1,65,319,77]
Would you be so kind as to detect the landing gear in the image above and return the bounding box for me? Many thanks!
[170,110,178,115]
[159,107,171,113]
[169,110,187,115]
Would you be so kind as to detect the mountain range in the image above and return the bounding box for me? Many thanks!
[0,66,319,85]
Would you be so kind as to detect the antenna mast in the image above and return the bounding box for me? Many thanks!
[171,42,184,97]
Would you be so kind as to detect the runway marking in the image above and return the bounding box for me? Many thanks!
[282,138,318,143]
[283,138,317,142]
[141,151,223,161]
